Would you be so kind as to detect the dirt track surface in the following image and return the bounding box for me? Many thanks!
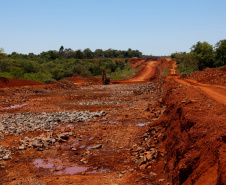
[0,58,226,185]
[113,60,160,84]
[169,77,226,105]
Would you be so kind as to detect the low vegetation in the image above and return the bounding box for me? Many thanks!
[0,47,142,82]
[171,39,226,75]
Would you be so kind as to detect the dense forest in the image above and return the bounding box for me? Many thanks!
[171,39,226,75]
[0,48,142,82]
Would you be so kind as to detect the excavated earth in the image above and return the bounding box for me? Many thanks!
[0,59,225,185]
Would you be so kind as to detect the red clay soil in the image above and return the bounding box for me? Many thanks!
[64,75,102,85]
[0,78,45,88]
[187,67,226,86]
[158,58,178,76]
[128,59,147,69]
[157,78,226,184]
[113,59,161,84]
[0,58,225,185]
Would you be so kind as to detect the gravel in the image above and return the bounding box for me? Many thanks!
[0,110,106,136]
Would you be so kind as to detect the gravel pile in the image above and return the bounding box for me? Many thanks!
[133,82,156,95]
[0,110,106,136]
[52,81,78,90]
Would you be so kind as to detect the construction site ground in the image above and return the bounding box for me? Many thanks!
[0,58,225,185]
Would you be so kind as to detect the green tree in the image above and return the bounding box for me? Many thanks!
[83,48,93,59]
[59,46,64,58]
[215,39,226,67]
[191,41,214,69]
[74,50,84,59]
[10,66,25,79]
[94,49,104,58]
[51,68,65,80]
[0,48,7,59]
[64,48,73,59]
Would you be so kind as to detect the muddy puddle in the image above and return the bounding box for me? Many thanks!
[4,104,27,110]
[102,121,119,124]
[55,166,88,175]
[34,159,59,169]
[137,123,148,127]
[33,158,106,175]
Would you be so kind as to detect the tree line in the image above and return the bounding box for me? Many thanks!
[171,39,226,75]
[6,47,142,62]
[0,47,141,82]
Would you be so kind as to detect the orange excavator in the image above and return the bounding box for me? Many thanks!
[102,69,110,85]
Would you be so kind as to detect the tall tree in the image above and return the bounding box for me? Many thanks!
[0,48,6,60]
[215,39,226,67]
[64,48,73,59]
[59,46,64,58]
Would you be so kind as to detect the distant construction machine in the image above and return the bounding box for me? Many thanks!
[102,69,111,85]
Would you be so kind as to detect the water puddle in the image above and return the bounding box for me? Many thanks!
[33,158,106,175]
[79,145,86,148]
[70,140,78,147]
[87,169,106,174]
[137,123,148,127]
[33,159,56,168]
[109,121,119,124]
[102,121,119,124]
[4,104,27,110]
[55,166,88,175]
[66,124,74,128]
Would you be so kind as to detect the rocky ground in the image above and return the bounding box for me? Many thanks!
[0,78,169,185]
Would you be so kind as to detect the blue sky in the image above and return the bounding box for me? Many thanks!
[1,0,226,55]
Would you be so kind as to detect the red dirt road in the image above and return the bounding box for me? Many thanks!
[168,76,226,105]
[113,60,160,84]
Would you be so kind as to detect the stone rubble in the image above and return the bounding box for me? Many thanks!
[0,110,106,136]
[0,110,106,160]
[133,82,156,95]
[131,125,166,171]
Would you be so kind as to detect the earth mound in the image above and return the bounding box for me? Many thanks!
[187,67,226,85]
[52,80,78,90]
[0,77,45,88]
[128,59,146,69]
[64,75,101,85]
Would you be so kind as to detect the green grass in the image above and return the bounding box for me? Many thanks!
[0,72,14,78]
[163,69,169,76]
[109,66,138,80]
[94,64,138,80]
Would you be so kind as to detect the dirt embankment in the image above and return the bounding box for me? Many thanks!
[0,78,45,88]
[64,75,102,85]
[158,79,226,184]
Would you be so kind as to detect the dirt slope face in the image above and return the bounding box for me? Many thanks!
[0,78,45,88]
[159,78,226,184]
